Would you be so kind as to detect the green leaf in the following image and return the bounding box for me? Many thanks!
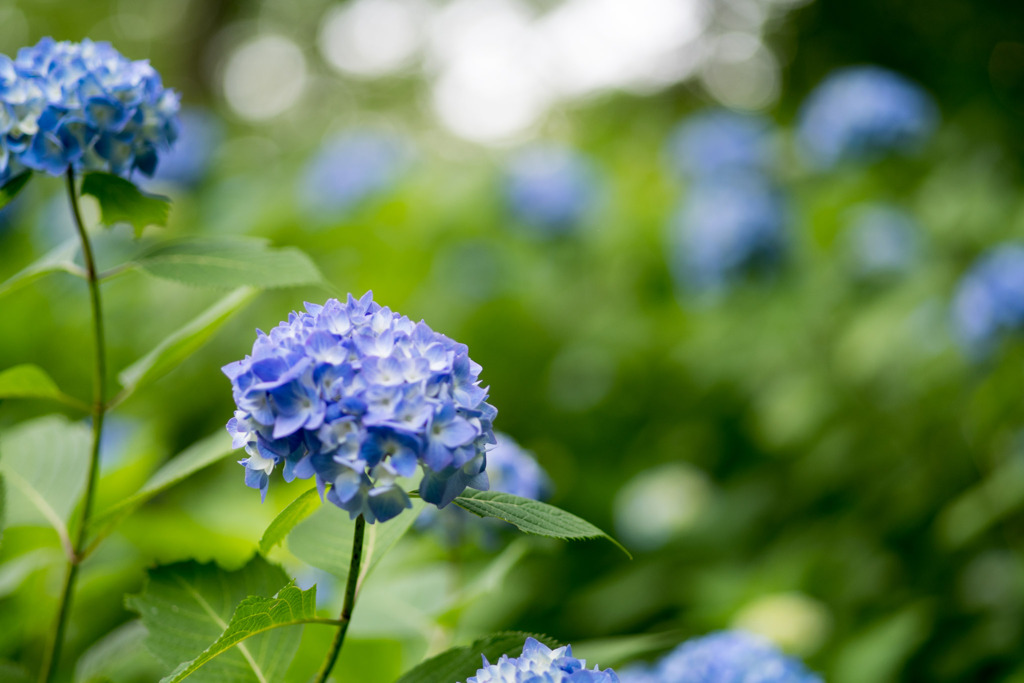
[76,621,161,683]
[453,490,631,558]
[394,632,561,683]
[289,497,426,582]
[81,172,170,237]
[117,287,258,395]
[134,237,326,289]
[88,431,232,540]
[258,487,321,555]
[0,474,5,547]
[0,171,31,211]
[0,238,83,299]
[126,556,300,683]
[0,364,89,410]
[0,416,90,550]
[162,583,318,683]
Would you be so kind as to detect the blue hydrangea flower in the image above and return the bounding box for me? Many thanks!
[841,203,920,279]
[224,292,497,523]
[952,244,1024,357]
[298,130,408,219]
[149,107,223,188]
[0,37,179,182]
[462,637,619,683]
[504,145,597,235]
[798,66,938,168]
[668,174,788,295]
[618,631,821,683]
[665,109,776,179]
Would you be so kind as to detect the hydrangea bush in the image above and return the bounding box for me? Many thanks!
[619,631,821,683]
[952,244,1024,357]
[668,175,788,294]
[224,291,497,522]
[504,144,597,234]
[798,66,938,168]
[665,109,776,179]
[463,638,619,683]
[0,37,179,182]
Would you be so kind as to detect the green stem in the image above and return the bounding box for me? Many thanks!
[38,168,108,683]
[313,515,366,683]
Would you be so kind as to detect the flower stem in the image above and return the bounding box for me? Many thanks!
[314,515,366,683]
[38,168,108,683]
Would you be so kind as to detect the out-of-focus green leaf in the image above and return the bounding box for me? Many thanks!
[81,172,170,237]
[0,364,89,410]
[0,660,32,683]
[570,631,687,669]
[0,238,82,299]
[833,603,932,683]
[289,498,426,582]
[0,416,90,554]
[133,237,325,289]
[76,621,161,683]
[125,556,298,683]
[0,474,5,546]
[394,632,561,683]
[116,287,258,395]
[162,583,318,683]
[0,171,31,211]
[258,487,321,555]
[88,431,232,542]
[453,490,631,558]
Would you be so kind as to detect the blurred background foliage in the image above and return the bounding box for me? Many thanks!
[1,0,1024,681]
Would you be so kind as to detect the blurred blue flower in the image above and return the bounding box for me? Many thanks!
[798,66,938,168]
[669,174,788,295]
[148,107,224,188]
[504,144,597,234]
[619,631,821,683]
[952,244,1024,357]
[841,203,920,279]
[298,130,408,219]
[224,292,497,523]
[666,109,776,179]
[0,37,179,183]
[462,637,619,683]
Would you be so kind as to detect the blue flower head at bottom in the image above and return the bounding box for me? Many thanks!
[618,631,821,683]
[464,637,619,683]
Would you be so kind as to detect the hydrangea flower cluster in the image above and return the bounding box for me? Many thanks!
[798,66,938,168]
[299,130,408,220]
[504,144,597,235]
[666,110,776,179]
[618,631,821,683]
[0,37,179,183]
[952,244,1024,357]
[223,292,497,523]
[668,175,788,294]
[841,203,920,280]
[463,638,619,683]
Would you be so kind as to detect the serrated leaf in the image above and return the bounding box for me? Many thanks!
[0,171,31,211]
[134,237,325,289]
[258,487,321,555]
[162,583,318,683]
[0,416,89,553]
[0,238,82,299]
[394,632,562,683]
[126,557,298,683]
[88,431,232,540]
[117,287,257,394]
[0,364,88,410]
[81,172,170,237]
[453,490,631,558]
[289,497,426,582]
